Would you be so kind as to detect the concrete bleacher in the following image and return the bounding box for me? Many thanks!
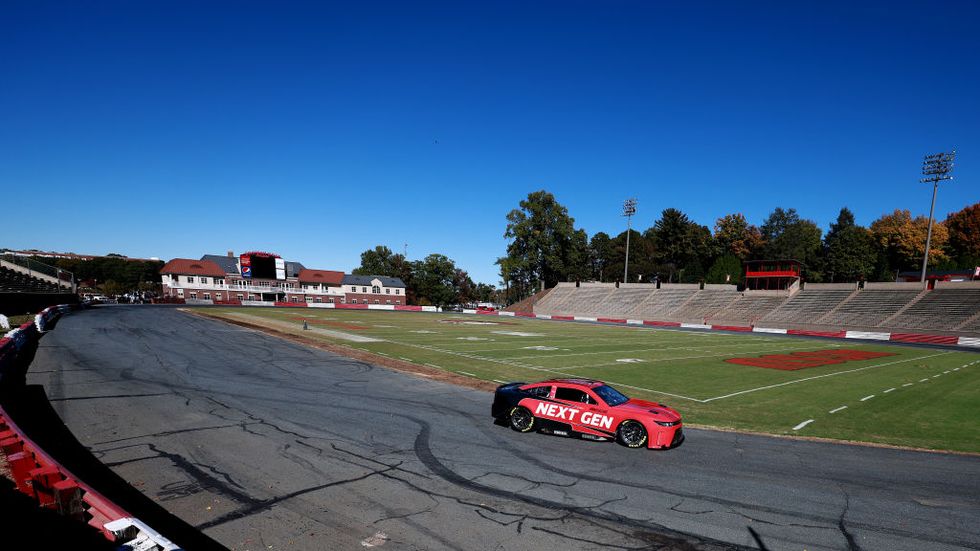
[883,282,980,331]
[631,285,699,319]
[761,284,856,324]
[667,286,739,322]
[707,293,789,325]
[818,283,924,328]
[530,279,980,336]
[598,285,658,318]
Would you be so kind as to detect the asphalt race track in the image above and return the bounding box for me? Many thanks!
[25,307,980,550]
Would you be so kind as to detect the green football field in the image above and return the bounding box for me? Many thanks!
[198,307,980,453]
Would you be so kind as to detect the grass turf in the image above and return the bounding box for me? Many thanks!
[198,307,980,453]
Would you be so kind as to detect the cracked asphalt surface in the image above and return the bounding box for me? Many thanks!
[25,307,980,550]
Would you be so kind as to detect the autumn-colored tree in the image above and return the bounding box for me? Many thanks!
[870,209,949,274]
[714,213,764,259]
[944,202,980,267]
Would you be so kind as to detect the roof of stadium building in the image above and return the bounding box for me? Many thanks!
[342,274,407,288]
[200,254,305,278]
[159,259,227,277]
[298,269,345,285]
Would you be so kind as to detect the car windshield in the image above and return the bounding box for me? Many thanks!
[593,385,629,406]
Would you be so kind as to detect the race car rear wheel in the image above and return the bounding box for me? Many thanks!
[616,420,648,448]
[509,406,535,433]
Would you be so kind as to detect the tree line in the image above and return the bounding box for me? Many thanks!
[351,246,499,307]
[497,190,980,303]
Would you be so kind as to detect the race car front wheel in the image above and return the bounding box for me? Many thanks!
[509,406,535,433]
[617,420,648,448]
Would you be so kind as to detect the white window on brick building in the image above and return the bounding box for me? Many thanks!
[362,287,367,293]
[237,294,243,300]
[215,279,224,285]
[386,300,391,305]
[386,288,390,294]
[351,299,357,304]
[374,299,380,304]
[177,289,184,297]
[215,294,222,301]
[351,286,357,292]
[395,300,401,304]
[395,289,400,294]
[203,293,211,300]
[187,276,195,284]
[372,285,380,294]
[316,297,323,303]
[201,277,209,284]
[190,292,198,299]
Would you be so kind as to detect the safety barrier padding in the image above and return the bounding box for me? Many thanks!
[844,330,891,341]
[680,323,712,330]
[752,327,788,334]
[335,303,369,310]
[597,317,627,324]
[711,325,753,332]
[574,316,598,322]
[958,337,980,347]
[273,302,308,308]
[889,333,959,345]
[394,305,422,312]
[643,320,681,327]
[786,329,847,338]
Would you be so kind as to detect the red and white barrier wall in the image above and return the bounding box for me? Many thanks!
[0,304,182,550]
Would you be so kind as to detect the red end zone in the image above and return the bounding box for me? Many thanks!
[725,349,897,370]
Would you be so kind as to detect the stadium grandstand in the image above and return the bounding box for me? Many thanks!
[0,253,77,315]
[511,260,980,337]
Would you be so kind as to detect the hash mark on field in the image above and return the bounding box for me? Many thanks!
[932,374,941,378]
[860,395,875,401]
[943,370,950,374]
[953,368,960,371]
[458,371,476,377]
[399,357,413,362]
[883,388,895,393]
[792,419,814,431]
[425,363,442,369]
[829,406,847,414]
[493,379,508,384]
[902,383,914,387]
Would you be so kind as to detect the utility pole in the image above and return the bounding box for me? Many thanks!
[919,151,955,283]
[622,198,637,283]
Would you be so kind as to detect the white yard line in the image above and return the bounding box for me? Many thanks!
[829,406,848,414]
[792,419,814,431]
[860,395,875,401]
[548,345,826,371]
[902,383,914,387]
[504,340,819,361]
[492,379,509,384]
[701,351,953,403]
[458,371,476,377]
[883,388,895,393]
[919,378,929,382]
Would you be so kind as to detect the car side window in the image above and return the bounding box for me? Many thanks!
[526,385,551,398]
[555,387,595,404]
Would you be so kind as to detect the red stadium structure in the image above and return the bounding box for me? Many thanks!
[743,260,803,291]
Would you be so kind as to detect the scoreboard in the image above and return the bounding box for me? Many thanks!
[240,252,286,280]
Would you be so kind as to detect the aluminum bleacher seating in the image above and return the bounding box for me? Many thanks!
[706,294,788,325]
[631,288,698,319]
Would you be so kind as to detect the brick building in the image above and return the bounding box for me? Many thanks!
[160,251,406,305]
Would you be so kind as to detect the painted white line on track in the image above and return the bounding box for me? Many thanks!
[883,388,895,393]
[902,383,914,387]
[399,357,413,362]
[493,379,509,384]
[860,395,875,401]
[701,351,953,403]
[458,371,476,377]
[793,419,814,431]
[425,363,442,369]
[829,406,848,414]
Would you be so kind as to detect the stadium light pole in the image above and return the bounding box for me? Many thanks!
[622,198,637,283]
[919,150,955,283]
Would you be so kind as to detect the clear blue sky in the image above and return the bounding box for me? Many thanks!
[2,1,977,284]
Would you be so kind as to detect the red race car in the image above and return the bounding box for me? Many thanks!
[492,378,683,449]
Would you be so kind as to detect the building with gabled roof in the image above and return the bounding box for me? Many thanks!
[160,250,407,305]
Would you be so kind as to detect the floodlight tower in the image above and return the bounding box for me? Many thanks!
[919,150,955,283]
[622,198,637,283]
